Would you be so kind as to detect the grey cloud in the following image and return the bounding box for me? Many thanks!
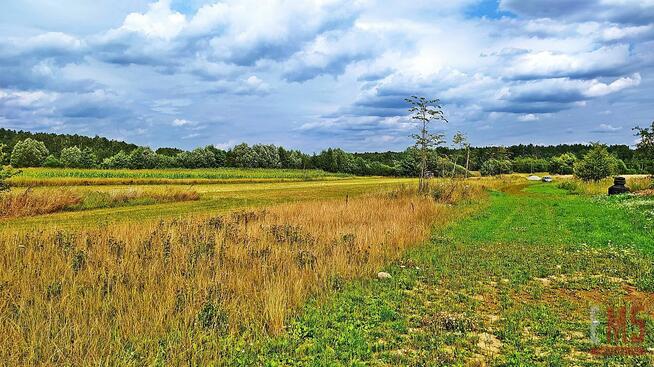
[500,0,654,25]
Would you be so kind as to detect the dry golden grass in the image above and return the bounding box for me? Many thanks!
[0,188,81,218]
[0,188,200,219]
[0,180,492,365]
[556,175,653,195]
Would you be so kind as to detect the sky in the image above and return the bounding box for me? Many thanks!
[0,0,653,152]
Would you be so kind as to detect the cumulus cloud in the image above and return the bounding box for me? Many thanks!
[282,28,379,82]
[504,45,632,80]
[118,0,186,40]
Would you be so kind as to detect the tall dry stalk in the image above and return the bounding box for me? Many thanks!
[0,188,199,218]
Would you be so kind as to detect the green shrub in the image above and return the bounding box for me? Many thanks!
[573,144,622,182]
[556,180,579,193]
[0,167,18,192]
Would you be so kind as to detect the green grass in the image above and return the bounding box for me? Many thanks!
[238,183,654,366]
[7,167,352,186]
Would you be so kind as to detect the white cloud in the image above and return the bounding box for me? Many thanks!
[584,73,641,97]
[602,24,653,40]
[116,0,186,40]
[594,123,622,132]
[0,88,58,107]
[518,114,540,122]
[172,118,193,126]
[505,44,631,79]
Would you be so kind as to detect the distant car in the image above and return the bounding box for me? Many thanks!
[542,176,553,182]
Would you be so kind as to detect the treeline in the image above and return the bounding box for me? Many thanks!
[1,127,652,176]
[355,143,652,174]
[0,128,137,162]
[0,136,402,176]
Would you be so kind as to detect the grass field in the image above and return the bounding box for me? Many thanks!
[7,167,351,186]
[1,172,653,365]
[0,177,418,229]
[242,182,654,366]
[0,175,502,365]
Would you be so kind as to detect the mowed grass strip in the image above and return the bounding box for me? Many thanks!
[248,183,654,366]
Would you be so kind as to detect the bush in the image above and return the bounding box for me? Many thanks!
[0,144,8,165]
[0,167,18,192]
[573,144,621,181]
[10,138,49,167]
[556,180,579,193]
[480,159,513,176]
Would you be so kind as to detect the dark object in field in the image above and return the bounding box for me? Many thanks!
[608,176,629,195]
[542,176,553,182]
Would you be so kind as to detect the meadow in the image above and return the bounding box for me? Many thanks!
[0,169,652,365]
[0,171,503,365]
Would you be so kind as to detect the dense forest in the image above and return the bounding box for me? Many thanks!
[0,128,138,161]
[1,127,652,177]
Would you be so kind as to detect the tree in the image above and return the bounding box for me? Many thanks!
[634,121,654,174]
[128,147,159,169]
[0,143,7,165]
[512,157,550,173]
[405,96,447,192]
[549,153,577,175]
[10,138,49,167]
[60,146,83,168]
[480,159,513,176]
[79,147,98,168]
[101,151,131,169]
[452,131,470,178]
[229,143,257,168]
[574,143,621,181]
[252,144,280,168]
[205,145,227,167]
[156,147,184,157]
[287,151,304,169]
[176,147,217,168]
